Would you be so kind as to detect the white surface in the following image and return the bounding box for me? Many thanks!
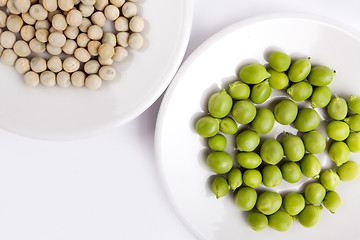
[1,1,360,240]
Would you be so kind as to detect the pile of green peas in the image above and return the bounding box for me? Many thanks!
[195,51,360,232]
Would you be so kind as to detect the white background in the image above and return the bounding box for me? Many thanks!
[1,0,360,239]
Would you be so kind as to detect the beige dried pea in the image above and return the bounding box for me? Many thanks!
[48,32,66,47]
[30,56,47,73]
[88,25,103,40]
[52,14,67,31]
[128,32,143,49]
[58,0,74,11]
[20,25,36,41]
[1,49,17,66]
[85,74,102,90]
[35,20,51,30]
[40,71,56,87]
[62,39,77,55]
[0,31,17,48]
[84,59,100,74]
[113,46,128,62]
[46,43,62,55]
[42,0,58,12]
[94,0,108,11]
[29,4,48,21]
[57,71,71,88]
[101,32,116,46]
[47,56,63,73]
[104,5,119,21]
[98,43,114,59]
[35,28,49,43]
[129,16,144,33]
[110,0,125,7]
[99,65,116,81]
[0,10,7,27]
[76,33,90,47]
[64,26,80,39]
[15,58,31,74]
[79,17,92,32]
[63,57,80,72]
[91,11,106,27]
[14,0,31,13]
[74,47,91,62]
[7,15,23,33]
[13,40,31,57]
[67,9,83,27]
[71,71,86,87]
[79,3,95,17]
[22,12,36,25]
[29,38,46,53]
[114,17,129,32]
[24,71,40,87]
[87,40,101,56]
[122,2,137,18]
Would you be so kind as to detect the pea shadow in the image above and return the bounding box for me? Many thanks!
[263,46,287,63]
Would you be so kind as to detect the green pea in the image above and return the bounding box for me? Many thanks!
[251,108,275,134]
[302,130,326,154]
[268,51,291,72]
[326,120,350,141]
[262,165,282,188]
[236,130,260,152]
[304,183,326,205]
[329,141,350,166]
[281,134,305,162]
[300,154,321,180]
[243,169,262,188]
[308,65,335,86]
[298,204,322,228]
[206,151,233,174]
[256,191,282,215]
[268,69,289,89]
[247,212,268,231]
[287,81,313,101]
[337,161,360,181]
[232,100,257,124]
[260,139,284,165]
[310,86,332,108]
[208,89,233,118]
[268,210,294,232]
[211,176,229,199]
[281,161,302,183]
[323,191,341,214]
[346,132,360,152]
[234,186,257,211]
[294,108,320,132]
[219,117,238,135]
[344,114,360,132]
[250,80,272,104]
[283,192,305,215]
[208,134,227,151]
[195,116,220,137]
[228,81,251,100]
[236,152,262,169]
[348,95,360,114]
[239,64,271,84]
[319,169,340,191]
[227,168,242,192]
[287,58,311,83]
[327,95,348,120]
[274,99,298,125]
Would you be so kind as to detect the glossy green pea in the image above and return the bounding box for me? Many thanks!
[348,95,360,114]
[294,108,320,132]
[232,100,257,124]
[236,130,260,152]
[319,169,340,191]
[337,161,360,181]
[281,134,305,162]
[236,152,262,169]
[288,58,311,83]
[256,191,282,215]
[283,192,305,215]
[260,139,284,165]
[346,132,360,152]
[251,108,275,134]
[247,212,268,231]
[268,69,289,89]
[268,51,291,72]
[344,114,360,131]
[208,134,227,151]
[206,151,233,174]
[211,176,229,199]
[227,168,242,192]
[195,116,220,137]
[262,165,282,188]
[268,210,295,232]
[239,64,271,84]
[323,191,341,214]
[274,99,298,125]
[234,186,257,211]
[302,130,326,154]
[250,80,272,104]
[287,81,313,101]
[329,141,350,166]
[281,162,302,183]
[327,95,348,120]
[326,120,350,141]
[228,81,251,100]
[208,89,233,118]
[304,183,326,205]
[219,117,238,135]
[243,169,262,188]
[298,205,322,228]
[308,65,335,86]
[310,86,332,108]
[300,154,321,180]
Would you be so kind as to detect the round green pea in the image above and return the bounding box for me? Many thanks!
[208,89,233,118]
[247,212,268,231]
[251,108,275,134]
[281,134,305,162]
[256,191,282,215]
[298,205,322,228]
[323,191,341,214]
[208,134,227,151]
[219,117,238,135]
[300,154,321,180]
[304,183,326,205]
[195,116,220,137]
[302,130,326,154]
[211,175,229,199]
[288,58,311,83]
[294,108,320,132]
[283,192,305,215]
[281,162,302,183]
[227,168,242,192]
[236,152,262,169]
[206,151,233,174]
[310,86,332,108]
[308,65,335,86]
[268,51,291,72]
[262,165,282,188]
[327,95,348,120]
[326,120,350,141]
[243,169,262,188]
[329,141,350,166]
[268,69,289,89]
[337,161,360,181]
[236,130,260,152]
[228,81,251,100]
[239,64,271,84]
[260,139,284,165]
[274,99,298,125]
[268,210,294,232]
[287,81,313,101]
[232,100,257,124]
[346,132,360,152]
[250,80,272,104]
[319,169,340,191]
[234,186,257,211]
[348,95,360,114]
[344,114,360,131]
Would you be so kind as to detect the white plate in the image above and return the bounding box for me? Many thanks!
[0,0,192,140]
[155,14,360,240]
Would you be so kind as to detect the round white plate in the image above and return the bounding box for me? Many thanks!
[155,14,360,240]
[0,0,192,140]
